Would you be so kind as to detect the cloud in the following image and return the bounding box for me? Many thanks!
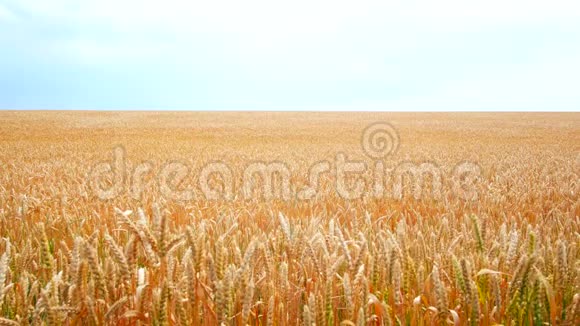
[1,0,579,110]
[49,38,170,65]
[0,3,17,22]
[7,1,580,54]
[8,0,579,35]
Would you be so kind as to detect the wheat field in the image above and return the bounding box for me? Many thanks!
[0,111,578,325]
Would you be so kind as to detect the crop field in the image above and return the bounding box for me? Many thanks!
[0,111,578,325]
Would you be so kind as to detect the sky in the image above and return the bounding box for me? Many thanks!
[0,0,579,111]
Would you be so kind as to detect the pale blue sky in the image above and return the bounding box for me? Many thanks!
[1,0,579,111]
